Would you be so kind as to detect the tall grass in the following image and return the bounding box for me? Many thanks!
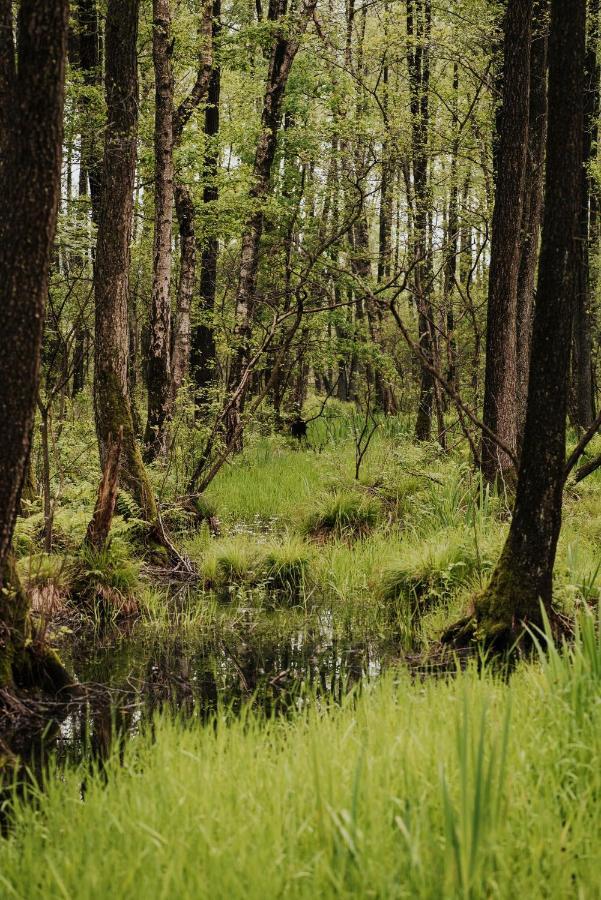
[3,626,601,898]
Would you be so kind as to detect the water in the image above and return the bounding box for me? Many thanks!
[8,606,398,771]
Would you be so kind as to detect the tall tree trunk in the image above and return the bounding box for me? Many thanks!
[571,0,599,428]
[516,0,548,452]
[0,0,70,689]
[471,0,585,647]
[407,0,436,442]
[481,0,532,482]
[94,0,158,523]
[190,3,221,403]
[443,61,460,397]
[171,183,196,401]
[170,0,215,406]
[224,0,316,450]
[145,0,175,459]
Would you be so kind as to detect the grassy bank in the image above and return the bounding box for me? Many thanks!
[2,616,601,898]
[14,410,601,647]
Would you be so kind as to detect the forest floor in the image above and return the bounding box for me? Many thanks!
[2,401,601,896]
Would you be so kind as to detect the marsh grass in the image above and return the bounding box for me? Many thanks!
[303,489,382,540]
[2,623,601,898]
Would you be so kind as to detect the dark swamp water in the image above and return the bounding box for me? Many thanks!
[4,598,401,776]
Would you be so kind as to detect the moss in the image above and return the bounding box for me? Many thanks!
[471,543,545,648]
[96,370,158,524]
[0,554,73,693]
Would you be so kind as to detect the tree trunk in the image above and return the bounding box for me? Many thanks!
[171,183,196,401]
[571,0,599,428]
[516,0,548,453]
[191,4,221,404]
[407,0,436,442]
[0,0,71,689]
[94,0,158,524]
[471,0,585,647]
[145,0,175,459]
[481,0,532,482]
[85,429,123,552]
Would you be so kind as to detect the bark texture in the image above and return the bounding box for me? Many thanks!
[0,0,69,687]
[145,0,175,458]
[407,0,436,442]
[94,0,158,523]
[473,0,585,646]
[191,15,221,402]
[516,0,548,451]
[481,0,532,481]
[571,0,599,428]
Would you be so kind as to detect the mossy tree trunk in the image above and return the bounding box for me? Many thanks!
[0,0,71,689]
[407,0,436,443]
[94,0,158,525]
[472,0,586,647]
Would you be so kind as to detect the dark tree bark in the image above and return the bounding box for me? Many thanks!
[481,0,532,482]
[145,0,175,459]
[571,0,599,428]
[470,0,586,646]
[0,0,70,688]
[224,0,317,450]
[190,0,221,403]
[94,0,158,523]
[407,0,436,442]
[516,0,549,452]
[170,0,215,405]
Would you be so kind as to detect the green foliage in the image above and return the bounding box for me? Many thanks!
[198,536,311,605]
[303,489,382,539]
[378,527,497,610]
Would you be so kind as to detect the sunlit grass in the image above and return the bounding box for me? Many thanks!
[3,617,601,898]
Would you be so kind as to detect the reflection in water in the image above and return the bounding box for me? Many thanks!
[13,612,397,773]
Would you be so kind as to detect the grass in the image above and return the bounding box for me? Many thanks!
[303,489,382,539]
[2,616,601,898]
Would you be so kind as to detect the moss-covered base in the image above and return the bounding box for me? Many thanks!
[442,543,551,653]
[0,555,74,694]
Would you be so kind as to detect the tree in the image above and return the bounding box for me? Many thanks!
[481,0,533,482]
[0,0,71,688]
[145,0,176,459]
[515,0,548,449]
[189,0,221,404]
[459,0,586,647]
[571,0,600,429]
[223,0,317,450]
[94,0,158,524]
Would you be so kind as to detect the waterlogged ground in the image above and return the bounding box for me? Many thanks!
[19,598,399,770]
